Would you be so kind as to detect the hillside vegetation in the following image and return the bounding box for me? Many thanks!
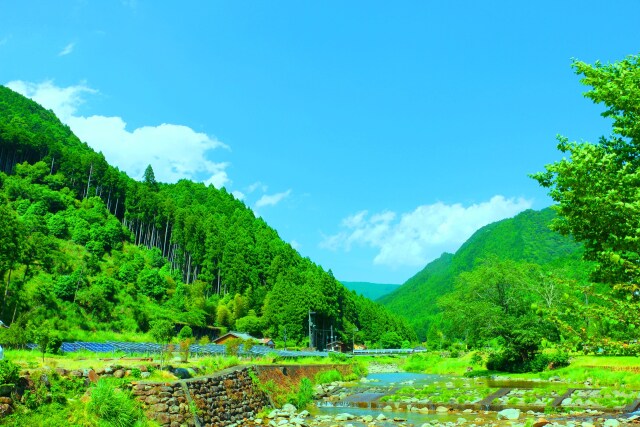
[0,85,415,349]
[380,208,591,341]
[378,53,640,373]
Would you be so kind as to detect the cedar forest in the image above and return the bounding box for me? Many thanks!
[0,85,415,350]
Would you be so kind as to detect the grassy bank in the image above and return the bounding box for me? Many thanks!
[395,351,640,388]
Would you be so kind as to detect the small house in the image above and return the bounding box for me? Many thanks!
[327,340,345,353]
[213,331,256,345]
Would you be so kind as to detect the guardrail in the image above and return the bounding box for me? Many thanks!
[352,348,427,355]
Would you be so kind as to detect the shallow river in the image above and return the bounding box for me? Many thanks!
[310,371,633,427]
[312,372,485,426]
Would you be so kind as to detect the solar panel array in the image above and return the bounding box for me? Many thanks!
[27,341,331,358]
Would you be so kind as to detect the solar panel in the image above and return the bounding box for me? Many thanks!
[24,340,349,358]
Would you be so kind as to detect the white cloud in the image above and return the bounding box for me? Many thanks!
[59,42,75,56]
[320,196,533,268]
[255,190,292,208]
[6,80,230,187]
[247,181,268,193]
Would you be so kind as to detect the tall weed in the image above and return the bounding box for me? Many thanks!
[87,379,145,427]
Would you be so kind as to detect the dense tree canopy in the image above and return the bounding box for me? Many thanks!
[380,208,588,341]
[532,54,640,353]
[0,85,415,348]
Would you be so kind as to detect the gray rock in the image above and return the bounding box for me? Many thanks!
[497,408,520,420]
[603,420,620,427]
[335,413,355,421]
[282,403,297,414]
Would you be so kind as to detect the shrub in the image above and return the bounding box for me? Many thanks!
[289,378,314,409]
[87,379,144,427]
[488,348,570,373]
[351,361,367,378]
[225,339,242,356]
[0,359,20,384]
[529,351,570,373]
[328,351,348,362]
[470,351,484,366]
[315,369,343,385]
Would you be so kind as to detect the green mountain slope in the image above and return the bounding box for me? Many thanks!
[379,208,587,340]
[340,281,401,301]
[0,85,415,348]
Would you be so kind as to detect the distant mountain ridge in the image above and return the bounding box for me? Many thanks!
[340,281,401,301]
[378,208,586,340]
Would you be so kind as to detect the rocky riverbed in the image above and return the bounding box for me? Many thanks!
[247,403,640,427]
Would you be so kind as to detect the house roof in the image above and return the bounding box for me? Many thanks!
[213,331,256,342]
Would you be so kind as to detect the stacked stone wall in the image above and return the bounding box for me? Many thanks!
[132,366,269,427]
[186,366,269,426]
[131,364,351,427]
[132,380,194,426]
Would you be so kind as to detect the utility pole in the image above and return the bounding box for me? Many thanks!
[352,326,358,353]
[283,326,288,351]
[308,309,315,350]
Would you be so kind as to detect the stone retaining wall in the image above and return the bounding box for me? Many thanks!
[132,366,270,427]
[131,364,353,427]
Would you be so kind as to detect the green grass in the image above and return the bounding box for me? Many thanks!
[87,379,148,427]
[400,352,478,375]
[383,378,497,404]
[315,369,343,384]
[398,352,640,388]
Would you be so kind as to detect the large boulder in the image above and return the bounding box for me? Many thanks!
[497,408,520,420]
[282,403,297,414]
[603,419,620,427]
[335,413,355,421]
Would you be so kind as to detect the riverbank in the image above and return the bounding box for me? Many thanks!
[262,402,640,427]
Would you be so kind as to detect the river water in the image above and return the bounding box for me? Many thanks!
[311,371,632,427]
[312,372,486,426]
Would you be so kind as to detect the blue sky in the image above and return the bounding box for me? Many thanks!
[1,1,639,284]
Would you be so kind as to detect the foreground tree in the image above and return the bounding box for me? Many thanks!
[532,54,640,352]
[149,319,175,369]
[439,258,559,371]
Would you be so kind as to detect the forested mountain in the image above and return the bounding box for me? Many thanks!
[379,208,590,340]
[0,85,415,349]
[340,281,400,301]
